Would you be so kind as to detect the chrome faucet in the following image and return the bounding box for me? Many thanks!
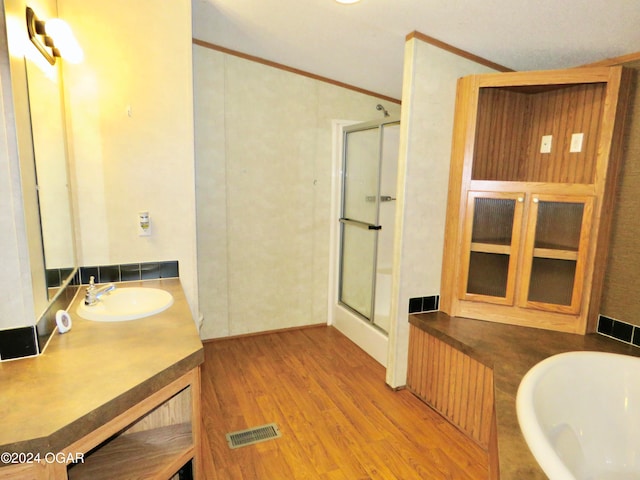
[84,276,116,306]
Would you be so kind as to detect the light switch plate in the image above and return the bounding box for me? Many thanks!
[540,135,552,154]
[570,133,584,153]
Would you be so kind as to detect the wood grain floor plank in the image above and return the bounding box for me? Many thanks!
[201,326,488,479]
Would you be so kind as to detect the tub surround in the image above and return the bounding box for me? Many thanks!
[408,311,640,479]
[0,279,203,477]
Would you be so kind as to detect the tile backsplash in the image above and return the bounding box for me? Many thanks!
[46,261,179,289]
[0,326,38,361]
[409,295,440,314]
[597,315,640,348]
[77,261,179,284]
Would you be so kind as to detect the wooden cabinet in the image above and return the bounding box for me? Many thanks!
[461,192,593,314]
[0,368,201,480]
[441,67,632,333]
[460,191,524,306]
[65,368,201,480]
[519,194,593,314]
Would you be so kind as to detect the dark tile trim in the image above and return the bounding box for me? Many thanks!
[597,315,640,348]
[1,282,81,361]
[0,326,38,361]
[36,285,80,354]
[6,260,179,360]
[408,295,440,314]
[78,261,179,284]
[44,267,75,288]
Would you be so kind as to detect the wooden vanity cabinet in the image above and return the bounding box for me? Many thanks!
[0,367,202,480]
[441,66,632,333]
[65,367,201,480]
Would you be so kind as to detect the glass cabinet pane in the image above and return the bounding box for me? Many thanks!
[528,258,576,305]
[471,197,516,245]
[467,252,510,297]
[523,196,592,311]
[462,193,523,304]
[533,201,584,250]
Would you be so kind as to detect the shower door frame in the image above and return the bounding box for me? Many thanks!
[337,117,400,334]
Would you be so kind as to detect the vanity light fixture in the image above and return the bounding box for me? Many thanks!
[335,0,362,4]
[26,6,83,65]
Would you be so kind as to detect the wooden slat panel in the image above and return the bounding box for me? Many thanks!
[442,342,452,414]
[407,326,495,449]
[418,325,428,399]
[407,325,417,394]
[445,343,455,419]
[452,348,465,425]
[464,358,479,435]
[432,333,442,410]
[458,353,471,433]
[472,83,607,184]
[480,370,496,446]
[473,88,529,181]
[526,83,606,184]
[426,332,436,402]
[471,365,485,441]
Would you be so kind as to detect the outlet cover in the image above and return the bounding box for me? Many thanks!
[570,133,584,153]
[540,135,552,154]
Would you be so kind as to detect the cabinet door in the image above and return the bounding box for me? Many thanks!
[459,191,525,305]
[518,194,594,313]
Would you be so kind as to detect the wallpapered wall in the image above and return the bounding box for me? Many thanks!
[193,44,401,339]
[601,60,640,326]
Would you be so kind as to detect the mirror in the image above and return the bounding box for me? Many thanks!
[0,0,78,342]
[25,48,77,298]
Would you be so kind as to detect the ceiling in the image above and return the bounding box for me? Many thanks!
[192,0,640,100]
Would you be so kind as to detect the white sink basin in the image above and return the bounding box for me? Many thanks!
[76,287,173,322]
[517,351,640,480]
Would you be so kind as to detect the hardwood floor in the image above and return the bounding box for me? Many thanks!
[199,326,489,479]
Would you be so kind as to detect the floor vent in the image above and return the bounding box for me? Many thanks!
[226,423,281,449]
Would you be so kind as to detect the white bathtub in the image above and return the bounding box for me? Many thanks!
[517,351,640,480]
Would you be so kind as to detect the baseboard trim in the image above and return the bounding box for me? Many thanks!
[202,323,329,344]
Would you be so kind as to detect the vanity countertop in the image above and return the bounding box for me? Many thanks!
[409,311,640,480]
[0,278,203,456]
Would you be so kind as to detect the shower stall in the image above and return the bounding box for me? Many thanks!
[331,116,400,364]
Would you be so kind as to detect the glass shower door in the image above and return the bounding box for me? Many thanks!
[338,124,382,323]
